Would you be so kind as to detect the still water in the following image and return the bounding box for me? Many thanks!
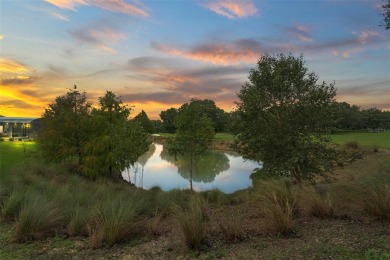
[122,143,260,194]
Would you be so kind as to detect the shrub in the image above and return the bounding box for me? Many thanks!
[298,186,334,218]
[175,196,206,250]
[0,138,4,141]
[343,141,360,150]
[361,184,390,222]
[9,137,14,141]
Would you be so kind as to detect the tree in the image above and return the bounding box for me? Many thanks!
[133,110,154,133]
[333,102,362,130]
[38,86,91,165]
[179,99,229,132]
[234,53,340,184]
[382,0,390,29]
[168,102,215,191]
[82,91,150,178]
[159,108,178,133]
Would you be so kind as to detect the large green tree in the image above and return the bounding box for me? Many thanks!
[38,86,91,165]
[168,102,215,191]
[234,54,340,184]
[179,99,229,132]
[82,91,149,178]
[159,107,178,133]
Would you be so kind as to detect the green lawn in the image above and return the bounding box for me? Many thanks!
[0,141,37,173]
[328,131,390,149]
[158,131,390,148]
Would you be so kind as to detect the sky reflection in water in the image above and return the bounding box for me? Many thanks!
[122,143,260,194]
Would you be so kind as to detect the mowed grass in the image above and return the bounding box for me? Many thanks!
[157,132,235,141]
[0,141,37,173]
[160,131,390,147]
[328,131,390,149]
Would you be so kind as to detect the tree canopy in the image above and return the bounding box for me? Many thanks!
[133,110,154,133]
[38,89,149,179]
[233,53,340,184]
[38,87,91,165]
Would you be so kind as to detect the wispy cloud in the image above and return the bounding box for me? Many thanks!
[151,39,261,65]
[353,29,380,44]
[285,24,313,43]
[0,58,29,74]
[70,25,125,53]
[202,0,258,19]
[45,0,150,17]
[1,76,37,86]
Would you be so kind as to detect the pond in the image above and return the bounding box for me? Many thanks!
[122,143,261,194]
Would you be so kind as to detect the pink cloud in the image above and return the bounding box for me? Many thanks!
[46,0,149,17]
[152,41,259,65]
[202,0,258,19]
[353,30,380,44]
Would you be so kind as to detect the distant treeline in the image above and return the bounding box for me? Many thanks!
[332,102,390,131]
[153,100,390,133]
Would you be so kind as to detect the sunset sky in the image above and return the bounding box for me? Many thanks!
[1,0,389,119]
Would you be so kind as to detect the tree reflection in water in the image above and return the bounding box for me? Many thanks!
[160,144,230,183]
[126,144,156,187]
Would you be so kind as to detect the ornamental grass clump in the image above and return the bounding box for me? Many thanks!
[261,181,297,235]
[299,186,334,218]
[361,184,390,222]
[175,196,206,250]
[13,196,66,242]
[89,197,141,248]
[1,189,30,221]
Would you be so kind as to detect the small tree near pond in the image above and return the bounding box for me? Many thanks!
[168,102,215,191]
[233,54,341,184]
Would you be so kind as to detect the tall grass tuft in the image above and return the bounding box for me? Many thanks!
[1,189,31,221]
[13,196,66,242]
[361,184,390,222]
[298,186,334,218]
[261,181,297,235]
[148,208,165,236]
[90,197,141,248]
[67,206,89,236]
[175,196,206,250]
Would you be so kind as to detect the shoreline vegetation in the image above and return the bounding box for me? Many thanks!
[0,132,389,259]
